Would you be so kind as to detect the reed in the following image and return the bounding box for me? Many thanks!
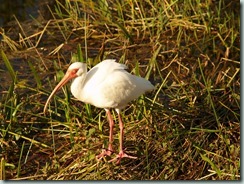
[0,0,240,180]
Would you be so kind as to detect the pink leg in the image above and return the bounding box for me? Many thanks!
[96,109,114,160]
[109,112,137,164]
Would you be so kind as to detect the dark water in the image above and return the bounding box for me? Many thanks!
[0,0,57,28]
[0,0,57,92]
[0,0,40,27]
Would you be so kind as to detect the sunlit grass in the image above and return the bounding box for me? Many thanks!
[0,0,240,180]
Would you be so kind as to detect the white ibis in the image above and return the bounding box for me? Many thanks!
[43,59,154,164]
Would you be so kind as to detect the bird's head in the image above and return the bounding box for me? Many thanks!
[43,62,86,114]
[68,62,87,77]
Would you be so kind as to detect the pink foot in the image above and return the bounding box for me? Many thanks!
[109,151,137,164]
[96,149,113,160]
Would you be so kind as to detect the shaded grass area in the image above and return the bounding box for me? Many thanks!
[0,0,240,180]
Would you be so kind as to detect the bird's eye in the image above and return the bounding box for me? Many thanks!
[71,69,79,75]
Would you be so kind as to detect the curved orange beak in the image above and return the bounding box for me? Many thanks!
[43,69,77,114]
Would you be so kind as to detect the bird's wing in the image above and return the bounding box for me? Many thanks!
[80,59,153,109]
[79,60,128,106]
[91,70,153,109]
[84,59,127,90]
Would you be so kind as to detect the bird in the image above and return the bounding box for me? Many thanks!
[43,59,154,164]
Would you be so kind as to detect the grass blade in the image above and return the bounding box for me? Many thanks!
[1,50,16,82]
[77,44,84,63]
[27,60,42,88]
[0,157,5,180]
[200,153,221,177]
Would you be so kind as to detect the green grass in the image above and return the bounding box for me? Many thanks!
[0,0,240,180]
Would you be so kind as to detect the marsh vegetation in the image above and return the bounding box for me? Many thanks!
[0,0,240,180]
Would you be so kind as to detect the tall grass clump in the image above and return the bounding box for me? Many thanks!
[0,0,239,180]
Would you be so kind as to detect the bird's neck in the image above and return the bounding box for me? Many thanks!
[70,74,86,100]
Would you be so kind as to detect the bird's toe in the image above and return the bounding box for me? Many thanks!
[96,149,113,160]
[109,151,137,164]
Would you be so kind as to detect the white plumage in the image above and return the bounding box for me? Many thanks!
[44,59,154,164]
[70,59,154,110]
